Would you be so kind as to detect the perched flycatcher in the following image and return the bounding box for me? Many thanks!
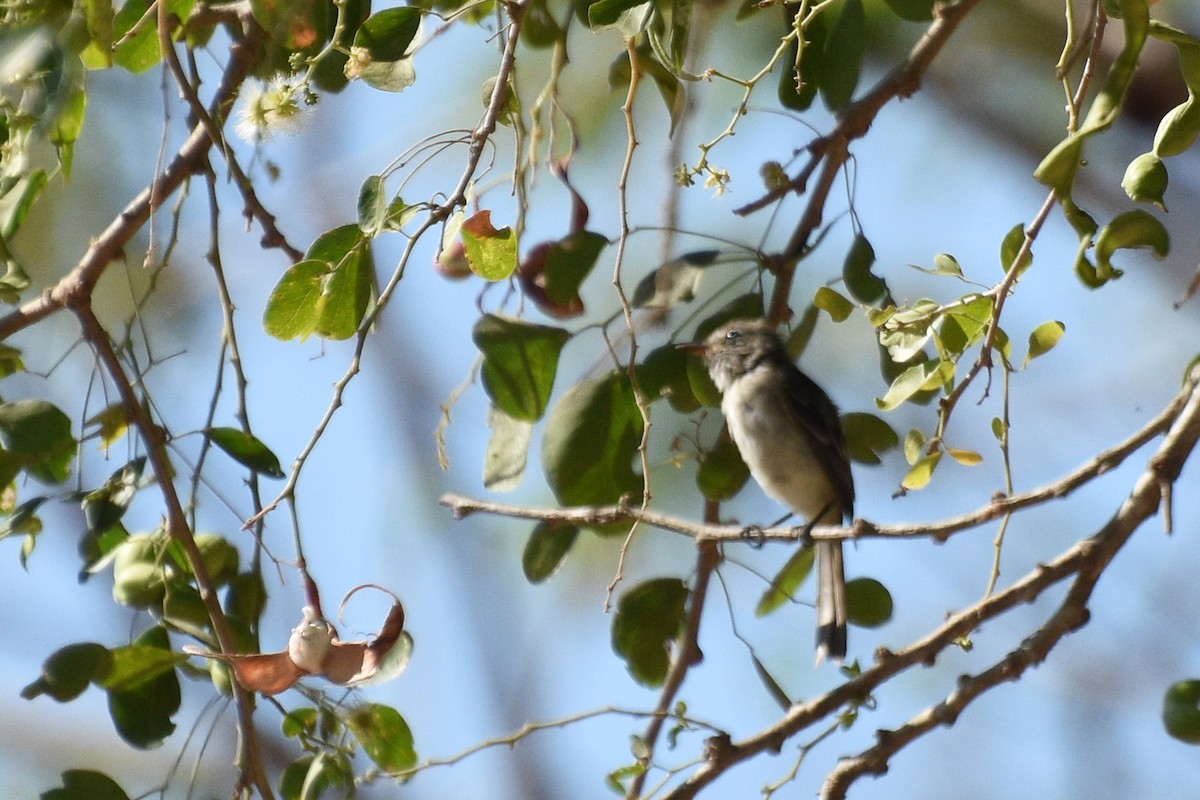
[682,319,854,664]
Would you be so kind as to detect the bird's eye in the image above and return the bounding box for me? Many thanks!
[725,329,742,344]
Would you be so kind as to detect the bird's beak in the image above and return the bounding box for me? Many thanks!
[675,341,708,356]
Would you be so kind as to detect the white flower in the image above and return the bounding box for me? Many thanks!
[233,74,308,143]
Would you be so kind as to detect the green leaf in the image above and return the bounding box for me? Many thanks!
[1095,209,1170,280]
[104,627,181,749]
[1122,152,1169,209]
[841,412,899,466]
[0,343,25,376]
[484,406,533,491]
[881,0,934,20]
[755,545,815,617]
[111,0,160,72]
[588,0,650,29]
[522,522,579,583]
[845,577,893,628]
[207,427,286,478]
[1000,222,1033,275]
[1,170,48,243]
[540,230,607,307]
[902,428,926,465]
[612,578,689,687]
[461,211,518,280]
[263,260,328,341]
[51,83,87,179]
[695,435,749,502]
[1163,679,1200,744]
[109,0,195,72]
[41,770,131,800]
[941,295,992,357]
[353,7,421,61]
[225,571,268,624]
[876,360,938,411]
[1024,321,1066,366]
[357,175,388,236]
[99,643,186,694]
[22,642,112,702]
[347,703,417,773]
[280,754,351,800]
[311,226,374,340]
[543,373,643,508]
[0,399,75,484]
[843,233,885,304]
[282,707,318,739]
[261,226,375,341]
[638,345,701,413]
[814,286,853,322]
[820,0,866,111]
[901,451,942,490]
[84,0,116,59]
[522,0,564,47]
[474,314,570,422]
[931,253,963,278]
[785,304,821,360]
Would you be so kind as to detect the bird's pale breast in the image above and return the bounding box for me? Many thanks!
[721,363,840,522]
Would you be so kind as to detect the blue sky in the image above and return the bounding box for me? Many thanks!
[4,3,1200,798]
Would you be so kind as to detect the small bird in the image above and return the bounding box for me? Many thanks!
[681,318,854,664]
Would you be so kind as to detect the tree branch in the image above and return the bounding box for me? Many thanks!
[0,6,262,342]
[438,360,1189,544]
[658,365,1200,800]
[74,305,275,799]
[741,0,986,324]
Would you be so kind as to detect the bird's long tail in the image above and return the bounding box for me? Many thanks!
[815,539,848,665]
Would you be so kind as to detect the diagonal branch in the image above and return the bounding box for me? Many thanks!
[661,365,1200,800]
[0,6,263,342]
[742,0,986,324]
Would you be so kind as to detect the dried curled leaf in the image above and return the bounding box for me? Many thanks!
[184,594,408,695]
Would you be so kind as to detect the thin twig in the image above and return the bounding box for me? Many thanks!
[157,2,302,261]
[439,363,1187,545]
[0,8,260,342]
[75,305,274,800]
[606,37,655,611]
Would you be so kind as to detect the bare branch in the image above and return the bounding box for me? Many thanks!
[438,360,1189,545]
[0,7,262,342]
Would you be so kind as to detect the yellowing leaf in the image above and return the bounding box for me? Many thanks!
[1024,321,1066,367]
[901,452,942,490]
[461,211,518,280]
